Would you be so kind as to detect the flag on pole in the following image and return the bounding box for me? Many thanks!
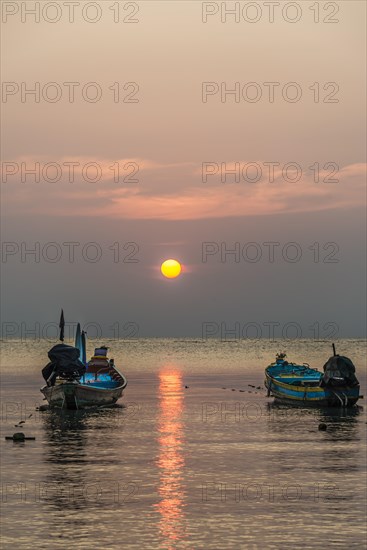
[59,309,65,342]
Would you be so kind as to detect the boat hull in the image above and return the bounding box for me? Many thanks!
[265,370,360,407]
[41,381,125,410]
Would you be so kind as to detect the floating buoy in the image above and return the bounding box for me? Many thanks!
[318,423,327,431]
[5,432,36,441]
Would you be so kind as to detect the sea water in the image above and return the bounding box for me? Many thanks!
[1,339,366,549]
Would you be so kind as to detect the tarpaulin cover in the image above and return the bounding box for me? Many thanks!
[42,344,86,385]
[320,355,359,387]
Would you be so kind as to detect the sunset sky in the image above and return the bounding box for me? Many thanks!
[1,1,366,338]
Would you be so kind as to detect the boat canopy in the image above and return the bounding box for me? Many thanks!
[42,343,86,385]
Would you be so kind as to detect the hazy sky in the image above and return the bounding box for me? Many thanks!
[1,1,366,338]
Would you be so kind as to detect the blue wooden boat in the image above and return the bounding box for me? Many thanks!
[40,311,127,410]
[265,349,361,407]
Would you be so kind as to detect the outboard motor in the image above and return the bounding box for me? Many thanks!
[320,355,359,388]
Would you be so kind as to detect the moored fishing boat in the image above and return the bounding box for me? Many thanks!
[40,311,127,410]
[265,346,361,407]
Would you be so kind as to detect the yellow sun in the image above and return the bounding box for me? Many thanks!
[161,259,182,279]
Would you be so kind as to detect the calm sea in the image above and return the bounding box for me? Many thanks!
[1,339,366,549]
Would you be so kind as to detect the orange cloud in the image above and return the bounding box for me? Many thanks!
[2,158,366,220]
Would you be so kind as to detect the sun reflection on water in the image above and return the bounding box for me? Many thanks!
[155,368,187,548]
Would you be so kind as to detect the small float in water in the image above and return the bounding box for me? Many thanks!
[265,345,361,407]
[40,311,127,410]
